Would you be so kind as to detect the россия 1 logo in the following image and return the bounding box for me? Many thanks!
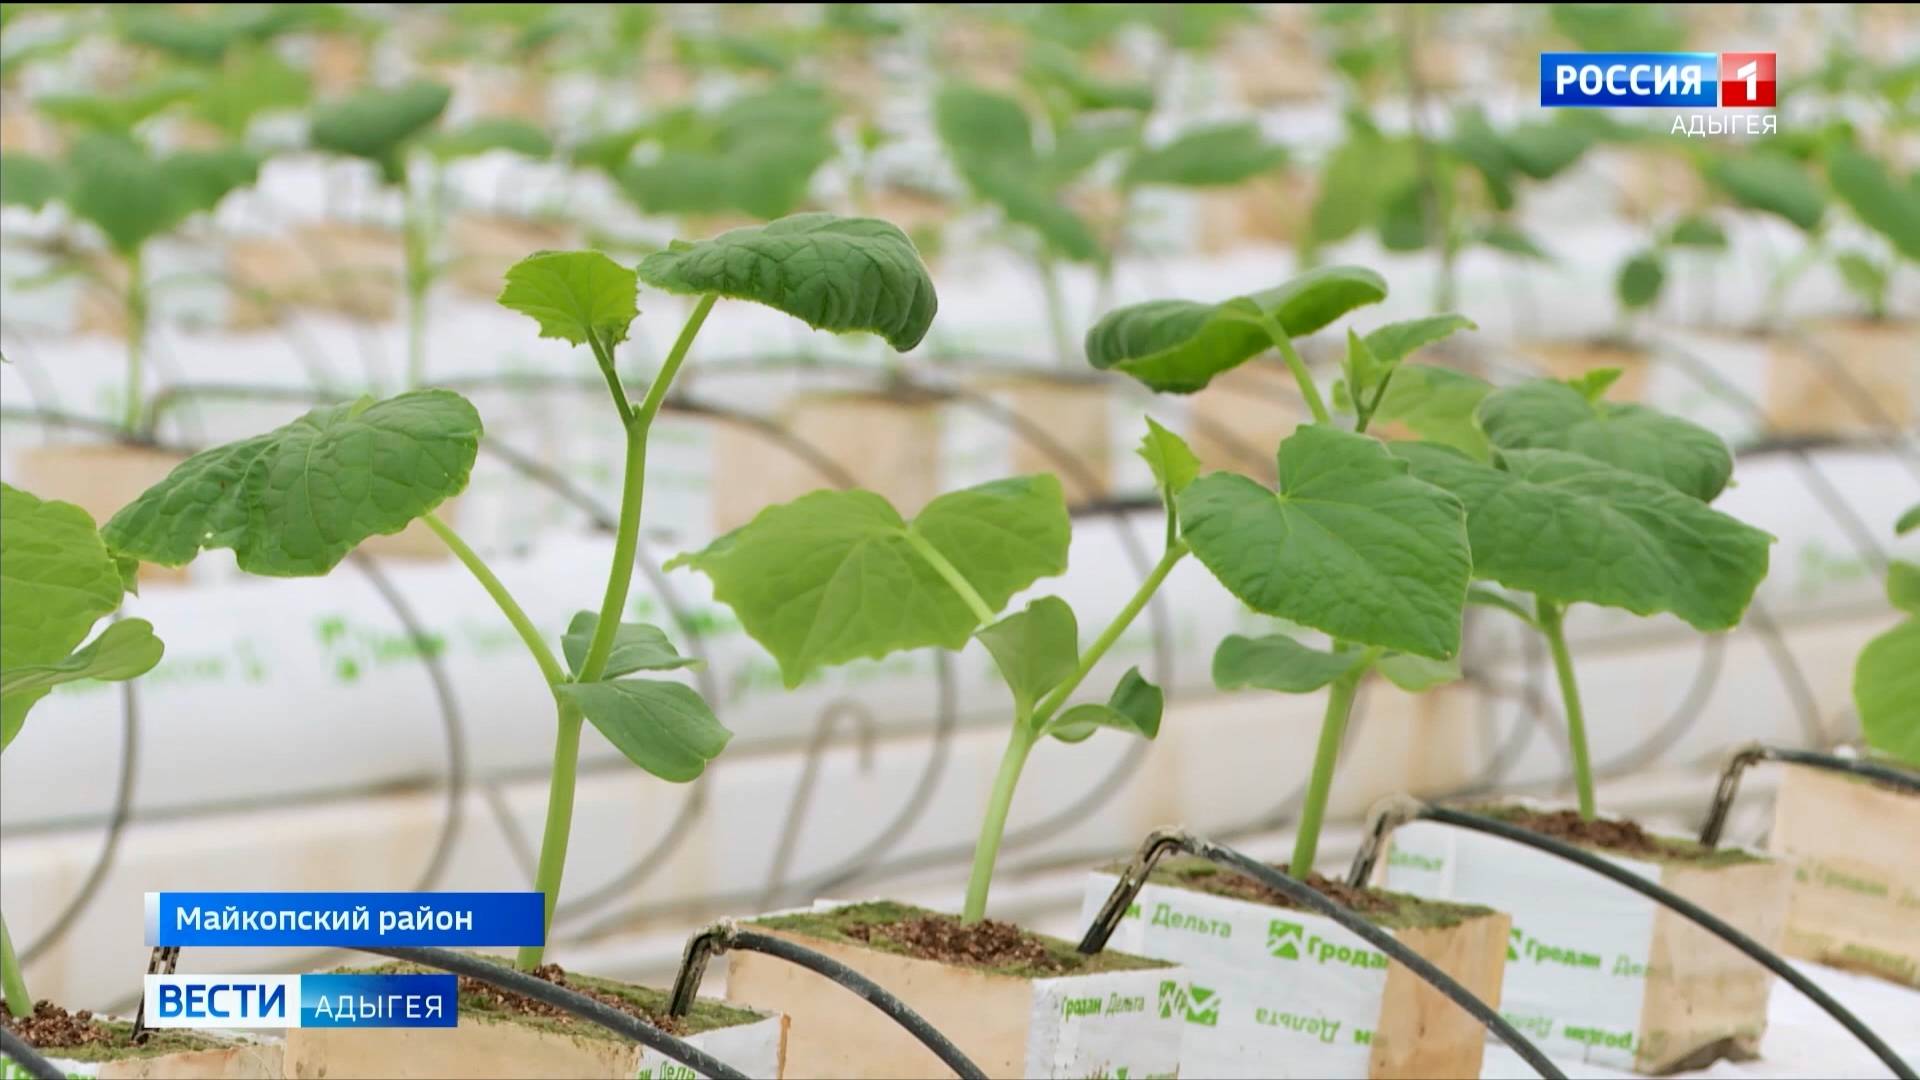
[1540,52,1774,107]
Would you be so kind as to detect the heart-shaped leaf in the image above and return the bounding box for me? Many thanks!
[309,80,451,182]
[1476,378,1733,502]
[498,251,639,347]
[561,612,700,679]
[931,82,1102,261]
[555,679,731,782]
[1085,266,1389,393]
[977,597,1078,714]
[1855,617,1919,766]
[1124,122,1287,188]
[636,213,938,351]
[1706,153,1825,233]
[1391,442,1772,630]
[1371,365,1494,458]
[104,390,481,576]
[1212,633,1365,694]
[65,134,192,253]
[0,153,65,210]
[1179,425,1470,659]
[1828,144,1920,262]
[668,476,1069,687]
[1047,667,1162,743]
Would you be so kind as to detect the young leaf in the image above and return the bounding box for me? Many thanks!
[498,251,639,346]
[554,679,731,782]
[1178,425,1471,659]
[977,597,1079,714]
[103,391,482,576]
[1706,153,1825,233]
[1566,368,1625,402]
[0,617,163,707]
[1666,215,1728,249]
[428,117,553,162]
[1899,504,1920,536]
[165,145,262,215]
[1212,633,1365,693]
[1854,617,1919,766]
[561,612,699,679]
[65,134,191,254]
[1084,266,1388,393]
[667,476,1070,687]
[1827,144,1920,262]
[1047,667,1162,743]
[1370,365,1494,459]
[1,484,134,744]
[1343,329,1383,403]
[1391,442,1773,630]
[1363,315,1477,366]
[1476,378,1734,502]
[1375,652,1461,691]
[1123,122,1287,188]
[1138,416,1200,507]
[0,153,65,210]
[309,80,451,182]
[1616,250,1665,309]
[1888,561,1920,615]
[636,213,938,351]
[1833,252,1888,310]
[1476,222,1553,261]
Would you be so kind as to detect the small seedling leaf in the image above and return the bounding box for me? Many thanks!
[977,597,1078,714]
[1124,122,1287,188]
[1477,378,1734,502]
[499,250,639,347]
[103,390,482,576]
[1370,365,1494,459]
[309,80,451,181]
[1212,633,1364,693]
[1179,425,1470,659]
[429,117,553,162]
[1616,250,1665,309]
[1828,144,1920,262]
[561,612,700,679]
[1138,416,1200,507]
[1362,315,1477,366]
[1854,617,1920,766]
[65,134,192,253]
[0,153,65,210]
[1887,560,1920,615]
[636,213,938,351]
[0,618,163,715]
[1706,153,1825,233]
[1048,667,1162,743]
[555,679,731,782]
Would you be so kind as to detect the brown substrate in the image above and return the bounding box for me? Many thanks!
[1483,806,1764,866]
[1,1001,219,1061]
[755,901,1169,978]
[1149,859,1492,929]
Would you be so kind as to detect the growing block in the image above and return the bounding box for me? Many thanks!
[1770,763,1920,987]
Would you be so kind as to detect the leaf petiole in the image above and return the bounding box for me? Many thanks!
[422,513,565,686]
[1251,308,1331,425]
[902,529,998,627]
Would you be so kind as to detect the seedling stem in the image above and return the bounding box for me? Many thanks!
[1537,598,1597,819]
[1290,646,1381,877]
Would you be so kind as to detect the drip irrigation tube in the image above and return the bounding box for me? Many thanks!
[1347,800,1916,1079]
[366,946,747,1080]
[1078,828,1566,1080]
[0,1026,62,1080]
[669,923,985,1080]
[1699,743,1920,848]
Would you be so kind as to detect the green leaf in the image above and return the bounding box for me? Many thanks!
[1391,442,1773,630]
[977,597,1079,713]
[192,48,311,136]
[1834,252,1888,309]
[1499,119,1596,180]
[636,213,938,351]
[103,390,481,576]
[934,82,1038,185]
[1343,329,1383,403]
[1706,153,1825,233]
[0,153,65,210]
[1567,368,1625,402]
[498,251,639,347]
[65,134,191,254]
[1376,652,1461,691]
[667,476,1070,687]
[165,145,262,216]
[37,73,203,134]
[1363,315,1477,366]
[309,81,451,181]
[1828,145,1920,262]
[1048,667,1162,743]
[1138,416,1200,508]
[1371,365,1494,459]
[1476,222,1553,260]
[1212,633,1365,693]
[1476,379,1734,502]
[428,117,553,162]
[561,611,699,679]
[1467,585,1537,626]
[1178,425,1470,659]
[1888,561,1920,615]
[1855,617,1920,766]
[555,679,731,782]
[1666,215,1728,249]
[1898,504,1920,536]
[1084,266,1388,393]
[0,618,163,707]
[2,483,134,746]
[1616,250,1665,309]
[1124,122,1287,188]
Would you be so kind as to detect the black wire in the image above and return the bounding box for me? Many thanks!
[0,1026,63,1080]
[1188,838,1565,1080]
[725,929,987,1080]
[364,946,748,1080]
[1421,805,1916,1080]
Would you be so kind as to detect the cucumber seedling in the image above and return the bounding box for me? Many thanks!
[101,212,938,968]
[1854,504,1919,768]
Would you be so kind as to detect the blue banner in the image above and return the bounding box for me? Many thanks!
[300,973,459,1028]
[146,891,545,947]
[1540,52,1719,107]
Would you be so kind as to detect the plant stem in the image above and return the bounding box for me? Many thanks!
[1537,599,1597,820]
[1032,541,1188,726]
[1038,254,1074,368]
[1253,310,1331,425]
[124,246,147,436]
[403,161,436,388]
[422,513,566,685]
[1,911,28,1017]
[961,723,1036,922]
[902,531,997,626]
[1289,648,1378,878]
[517,697,583,970]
